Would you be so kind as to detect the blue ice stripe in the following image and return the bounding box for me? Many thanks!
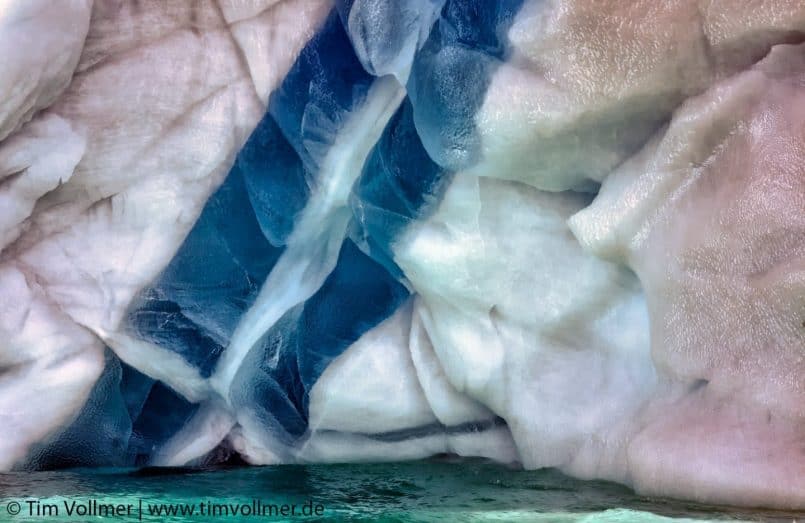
[239,113,311,248]
[334,0,446,78]
[349,98,451,277]
[408,0,526,171]
[268,9,376,172]
[127,377,199,466]
[22,353,198,469]
[126,164,284,377]
[126,8,389,377]
[232,239,410,442]
[349,0,526,275]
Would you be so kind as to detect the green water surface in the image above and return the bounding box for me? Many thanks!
[0,459,800,522]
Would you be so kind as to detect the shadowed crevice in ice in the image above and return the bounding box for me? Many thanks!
[321,416,508,444]
[127,376,200,467]
[231,239,409,444]
[407,0,525,171]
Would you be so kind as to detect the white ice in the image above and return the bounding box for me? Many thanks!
[0,0,328,469]
[569,43,805,508]
[467,0,805,192]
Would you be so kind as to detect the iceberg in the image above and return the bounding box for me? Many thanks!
[0,0,802,510]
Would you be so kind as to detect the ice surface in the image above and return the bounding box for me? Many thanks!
[468,0,805,191]
[0,0,803,510]
[407,0,524,171]
[350,98,450,275]
[337,0,443,82]
[0,0,91,141]
[230,239,408,448]
[0,0,326,470]
[240,114,310,247]
[569,44,805,507]
[394,174,655,476]
[127,165,283,376]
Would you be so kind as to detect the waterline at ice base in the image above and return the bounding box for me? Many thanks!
[0,0,803,511]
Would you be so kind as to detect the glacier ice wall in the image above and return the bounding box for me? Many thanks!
[0,0,803,510]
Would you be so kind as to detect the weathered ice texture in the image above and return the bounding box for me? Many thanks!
[0,0,802,510]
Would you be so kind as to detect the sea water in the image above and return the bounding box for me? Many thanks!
[0,459,799,522]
